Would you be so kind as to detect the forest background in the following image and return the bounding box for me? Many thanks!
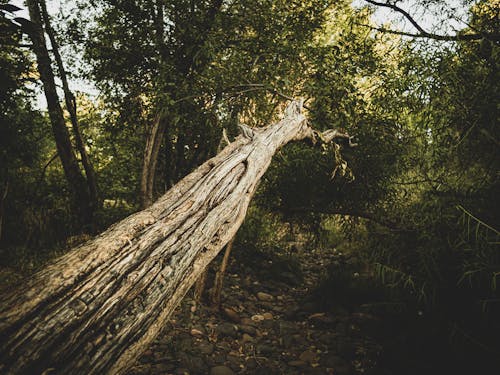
[0,0,499,372]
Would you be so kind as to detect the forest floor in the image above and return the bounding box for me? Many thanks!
[126,245,385,375]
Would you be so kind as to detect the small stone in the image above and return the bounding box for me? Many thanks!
[190,328,203,337]
[226,354,242,371]
[239,324,256,335]
[262,312,273,320]
[256,343,274,355]
[198,341,214,355]
[240,317,257,326]
[222,307,241,323]
[241,333,253,342]
[299,349,318,363]
[216,322,238,338]
[251,314,265,322]
[288,360,307,367]
[245,358,258,369]
[210,365,235,375]
[256,292,275,302]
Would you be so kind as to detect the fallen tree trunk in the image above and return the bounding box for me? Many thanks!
[0,100,341,374]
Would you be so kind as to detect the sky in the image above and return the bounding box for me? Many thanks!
[9,0,471,109]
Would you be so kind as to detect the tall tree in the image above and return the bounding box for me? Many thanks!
[26,0,93,225]
[38,0,100,213]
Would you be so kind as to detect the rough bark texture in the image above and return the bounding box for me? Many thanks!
[140,113,166,209]
[0,101,315,374]
[26,0,91,223]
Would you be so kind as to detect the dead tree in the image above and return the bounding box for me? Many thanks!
[0,100,349,374]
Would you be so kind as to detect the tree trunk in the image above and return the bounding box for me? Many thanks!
[0,101,329,374]
[39,0,100,214]
[140,113,166,209]
[26,0,91,224]
[210,235,236,307]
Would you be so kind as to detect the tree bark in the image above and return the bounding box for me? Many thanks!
[0,101,332,374]
[26,0,91,224]
[140,113,166,209]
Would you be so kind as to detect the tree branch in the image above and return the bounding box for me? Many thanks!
[362,0,500,42]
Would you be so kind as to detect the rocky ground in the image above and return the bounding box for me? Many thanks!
[127,245,384,375]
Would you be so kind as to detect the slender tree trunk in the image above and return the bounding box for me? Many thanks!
[140,0,166,209]
[39,0,100,213]
[140,113,166,209]
[210,235,236,307]
[26,0,91,224]
[140,0,223,209]
[0,101,329,374]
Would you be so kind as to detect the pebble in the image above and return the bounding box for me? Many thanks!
[241,333,253,342]
[216,322,239,338]
[198,341,214,355]
[190,328,203,337]
[262,312,273,320]
[256,292,275,301]
[222,307,241,323]
[299,349,318,363]
[251,314,265,322]
[239,324,257,335]
[240,317,257,326]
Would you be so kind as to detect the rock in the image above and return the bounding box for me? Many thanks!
[251,314,265,322]
[299,349,318,363]
[210,365,235,375]
[174,368,190,375]
[256,292,275,302]
[261,319,275,330]
[256,301,275,310]
[222,307,241,323]
[188,356,206,373]
[256,343,275,355]
[262,312,273,320]
[245,358,258,370]
[216,322,239,338]
[240,317,257,326]
[239,324,256,335]
[198,341,214,355]
[288,360,307,367]
[226,354,242,371]
[212,353,226,365]
[241,333,253,343]
[190,328,204,337]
